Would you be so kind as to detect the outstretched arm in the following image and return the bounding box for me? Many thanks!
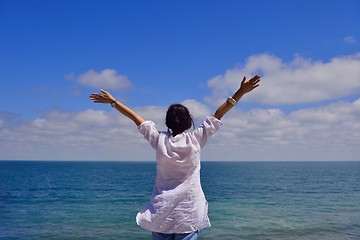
[213,75,260,120]
[89,89,145,126]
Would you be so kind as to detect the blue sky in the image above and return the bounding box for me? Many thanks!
[1,0,360,161]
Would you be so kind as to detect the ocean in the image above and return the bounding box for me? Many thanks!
[1,161,359,239]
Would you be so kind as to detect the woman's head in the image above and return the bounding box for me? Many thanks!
[166,104,194,136]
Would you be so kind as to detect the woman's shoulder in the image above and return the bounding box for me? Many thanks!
[195,116,222,130]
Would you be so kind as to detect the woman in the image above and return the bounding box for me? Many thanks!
[90,75,260,240]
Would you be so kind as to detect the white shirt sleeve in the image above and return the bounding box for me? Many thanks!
[138,120,160,149]
[192,116,221,148]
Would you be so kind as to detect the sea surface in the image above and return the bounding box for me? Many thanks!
[1,161,359,240]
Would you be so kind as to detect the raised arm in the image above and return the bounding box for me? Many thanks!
[213,75,260,120]
[89,89,145,126]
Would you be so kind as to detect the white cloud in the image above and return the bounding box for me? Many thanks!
[73,69,131,90]
[203,100,360,161]
[205,53,360,105]
[2,53,360,161]
[74,109,111,126]
[181,99,212,125]
[0,99,359,161]
[344,36,357,45]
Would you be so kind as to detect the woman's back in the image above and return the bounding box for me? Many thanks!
[136,116,221,233]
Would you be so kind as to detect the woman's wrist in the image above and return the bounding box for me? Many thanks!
[232,89,245,101]
[226,96,237,106]
[110,99,117,107]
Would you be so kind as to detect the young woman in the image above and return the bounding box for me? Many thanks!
[90,75,260,240]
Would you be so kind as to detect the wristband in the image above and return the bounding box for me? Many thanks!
[226,96,237,106]
[110,100,116,107]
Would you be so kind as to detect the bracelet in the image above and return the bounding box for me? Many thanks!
[226,96,237,106]
[110,100,116,108]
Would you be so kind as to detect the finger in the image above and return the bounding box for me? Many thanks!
[250,75,260,81]
[253,79,260,87]
[241,76,246,84]
[252,79,261,85]
[100,89,107,94]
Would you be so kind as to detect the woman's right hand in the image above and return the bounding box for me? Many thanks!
[89,89,116,104]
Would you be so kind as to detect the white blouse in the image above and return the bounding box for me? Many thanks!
[136,116,221,233]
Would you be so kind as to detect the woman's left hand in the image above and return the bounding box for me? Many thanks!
[239,75,261,94]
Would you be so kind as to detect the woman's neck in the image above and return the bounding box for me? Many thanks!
[171,130,183,137]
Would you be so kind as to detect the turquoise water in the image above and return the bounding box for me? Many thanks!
[1,161,359,239]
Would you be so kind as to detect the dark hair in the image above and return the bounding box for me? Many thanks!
[166,104,194,136]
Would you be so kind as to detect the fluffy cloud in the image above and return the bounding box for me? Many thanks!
[2,53,360,161]
[181,99,213,126]
[203,99,360,161]
[1,99,359,161]
[71,69,131,90]
[205,53,360,106]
